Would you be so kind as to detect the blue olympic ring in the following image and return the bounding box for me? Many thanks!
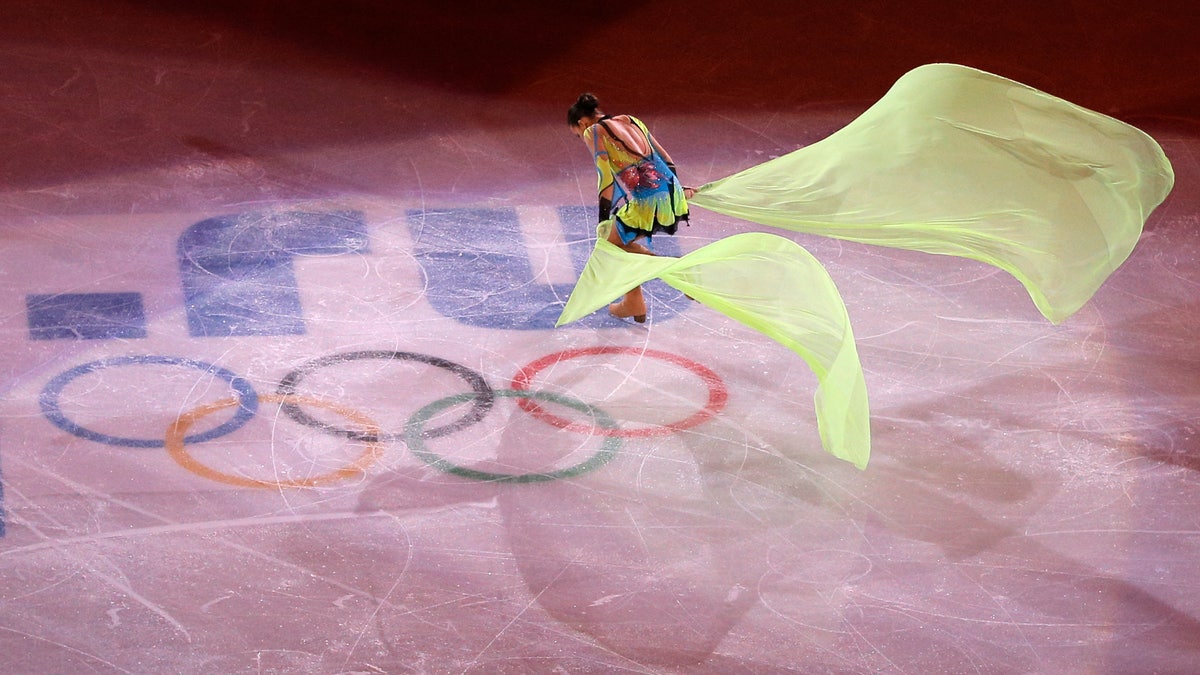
[39,355,259,448]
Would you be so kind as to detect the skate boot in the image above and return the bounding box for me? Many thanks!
[608,287,647,323]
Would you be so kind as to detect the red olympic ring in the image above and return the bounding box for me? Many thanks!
[510,346,728,437]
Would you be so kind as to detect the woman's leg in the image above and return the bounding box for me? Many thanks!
[606,226,651,322]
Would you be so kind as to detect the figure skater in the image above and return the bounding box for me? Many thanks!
[568,93,694,323]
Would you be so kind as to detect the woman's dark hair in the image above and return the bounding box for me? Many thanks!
[567,93,601,126]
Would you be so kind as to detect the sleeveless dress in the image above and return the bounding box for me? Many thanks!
[585,115,689,244]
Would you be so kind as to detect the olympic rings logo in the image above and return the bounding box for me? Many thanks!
[39,347,728,488]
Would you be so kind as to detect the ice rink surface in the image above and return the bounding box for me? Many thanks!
[1,1,1198,672]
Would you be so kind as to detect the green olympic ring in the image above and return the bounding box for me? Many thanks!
[405,389,622,483]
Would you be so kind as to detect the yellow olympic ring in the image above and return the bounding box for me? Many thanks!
[166,394,385,489]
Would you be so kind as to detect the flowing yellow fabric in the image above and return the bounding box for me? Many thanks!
[556,63,1174,469]
[556,223,870,469]
[689,63,1174,323]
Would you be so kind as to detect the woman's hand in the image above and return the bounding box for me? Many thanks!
[683,186,696,199]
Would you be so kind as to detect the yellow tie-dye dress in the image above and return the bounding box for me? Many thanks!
[585,115,689,244]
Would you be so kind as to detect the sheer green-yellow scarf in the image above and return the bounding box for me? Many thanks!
[557,63,1174,469]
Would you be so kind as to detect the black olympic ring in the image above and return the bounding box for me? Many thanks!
[275,350,495,442]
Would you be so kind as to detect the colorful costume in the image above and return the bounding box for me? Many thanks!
[585,115,689,244]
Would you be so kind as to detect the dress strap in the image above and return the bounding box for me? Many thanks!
[596,117,650,160]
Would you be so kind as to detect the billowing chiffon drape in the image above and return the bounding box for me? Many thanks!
[557,64,1174,469]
